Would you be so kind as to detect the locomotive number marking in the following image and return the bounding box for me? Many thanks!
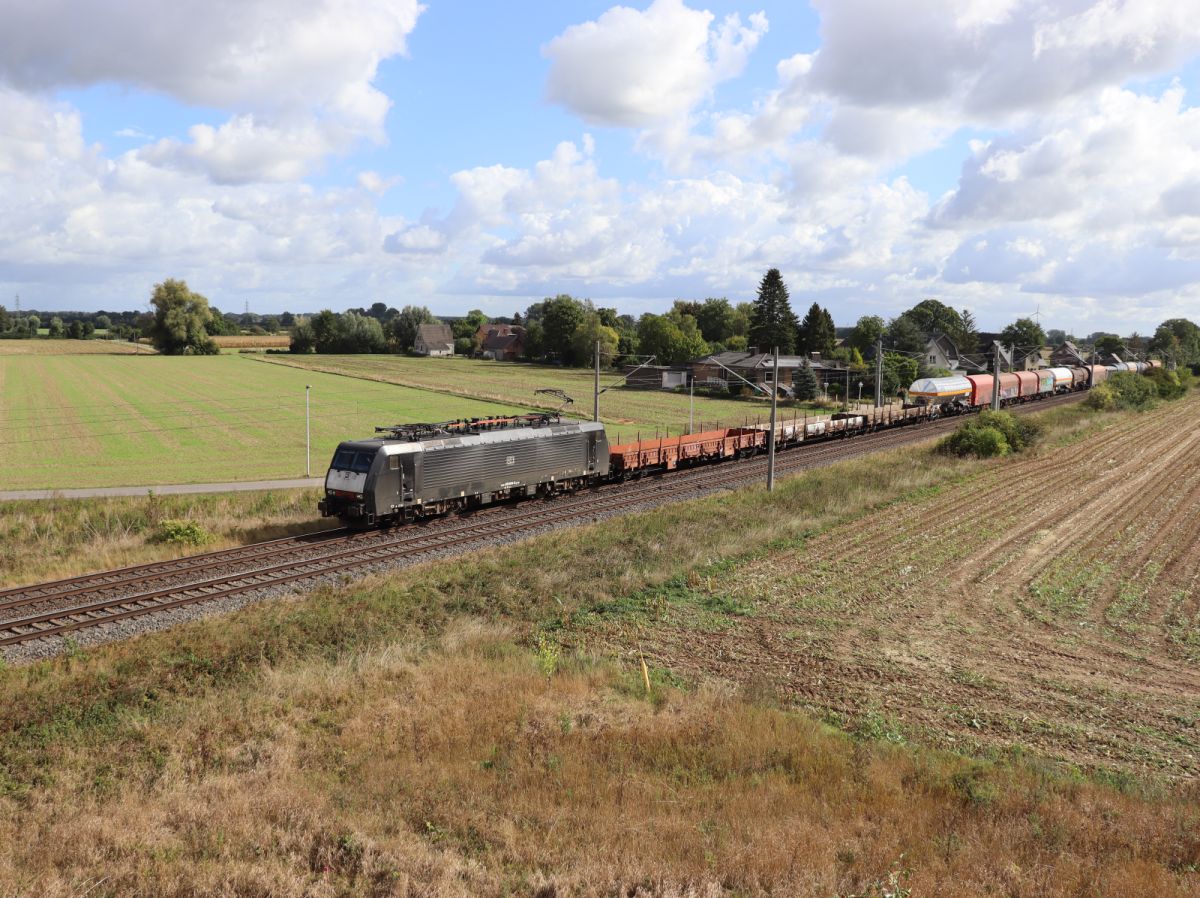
[506,455,515,466]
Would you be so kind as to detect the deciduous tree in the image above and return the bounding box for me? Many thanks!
[1000,317,1047,350]
[1150,319,1200,366]
[570,312,620,366]
[848,315,885,356]
[149,279,218,355]
[541,295,587,364]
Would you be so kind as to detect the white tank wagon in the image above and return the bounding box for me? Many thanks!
[906,375,973,412]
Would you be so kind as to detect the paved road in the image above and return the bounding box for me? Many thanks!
[0,478,325,502]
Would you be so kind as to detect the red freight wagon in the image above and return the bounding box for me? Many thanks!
[608,427,765,475]
[1014,371,1039,398]
[965,373,1020,406]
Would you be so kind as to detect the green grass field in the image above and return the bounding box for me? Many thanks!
[0,355,523,489]
[260,354,833,440]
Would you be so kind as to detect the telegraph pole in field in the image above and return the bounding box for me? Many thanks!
[767,347,779,492]
[305,385,312,476]
[991,343,1001,411]
[874,338,883,408]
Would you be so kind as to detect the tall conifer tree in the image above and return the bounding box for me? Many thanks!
[748,268,797,354]
[797,302,837,356]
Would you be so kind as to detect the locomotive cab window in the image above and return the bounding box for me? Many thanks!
[389,456,400,470]
[332,449,374,473]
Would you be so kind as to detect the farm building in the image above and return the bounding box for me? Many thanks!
[923,334,988,373]
[476,324,525,360]
[687,351,850,395]
[414,323,455,357]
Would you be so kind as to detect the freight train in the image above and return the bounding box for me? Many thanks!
[320,361,1159,527]
[907,361,1159,412]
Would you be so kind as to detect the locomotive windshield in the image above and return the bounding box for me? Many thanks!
[331,448,375,474]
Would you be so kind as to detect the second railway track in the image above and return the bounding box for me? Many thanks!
[0,393,1083,651]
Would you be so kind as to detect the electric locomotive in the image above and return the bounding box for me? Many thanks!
[319,414,609,526]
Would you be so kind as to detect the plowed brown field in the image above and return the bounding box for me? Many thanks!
[644,395,1200,776]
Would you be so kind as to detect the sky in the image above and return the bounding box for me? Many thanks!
[2,0,1200,333]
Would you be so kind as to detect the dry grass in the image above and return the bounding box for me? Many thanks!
[0,488,327,587]
[1,623,1197,897]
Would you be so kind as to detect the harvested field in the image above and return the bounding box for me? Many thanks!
[0,339,149,355]
[621,393,1200,776]
[211,334,292,349]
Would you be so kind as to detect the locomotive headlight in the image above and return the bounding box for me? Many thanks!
[357,494,363,499]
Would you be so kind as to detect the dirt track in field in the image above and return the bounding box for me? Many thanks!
[645,396,1200,776]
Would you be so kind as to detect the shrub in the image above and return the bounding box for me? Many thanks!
[1107,371,1159,410]
[976,410,1023,450]
[941,410,1045,459]
[1085,383,1116,411]
[155,519,210,546]
[1144,367,1185,400]
[939,423,1010,458]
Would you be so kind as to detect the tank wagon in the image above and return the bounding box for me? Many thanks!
[320,414,608,526]
[907,364,1108,413]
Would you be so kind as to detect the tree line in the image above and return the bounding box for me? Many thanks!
[21,276,1200,378]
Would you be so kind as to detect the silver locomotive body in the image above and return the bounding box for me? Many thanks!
[319,419,610,525]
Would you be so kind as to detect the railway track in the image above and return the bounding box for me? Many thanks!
[0,393,1084,650]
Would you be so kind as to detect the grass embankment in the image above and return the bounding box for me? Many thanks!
[0,354,523,490]
[258,353,854,438]
[0,489,325,587]
[2,398,1198,894]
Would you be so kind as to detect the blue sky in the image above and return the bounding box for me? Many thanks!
[3,0,1200,334]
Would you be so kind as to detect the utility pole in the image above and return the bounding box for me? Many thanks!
[874,338,883,408]
[305,385,312,477]
[991,342,1001,411]
[593,339,600,422]
[688,375,694,434]
[767,347,779,492]
[843,370,850,411]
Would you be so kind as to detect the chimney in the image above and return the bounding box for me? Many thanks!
[810,351,821,361]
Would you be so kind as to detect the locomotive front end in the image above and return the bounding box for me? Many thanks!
[318,441,381,525]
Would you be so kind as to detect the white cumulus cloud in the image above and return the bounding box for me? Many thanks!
[543,0,767,128]
[0,0,424,183]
